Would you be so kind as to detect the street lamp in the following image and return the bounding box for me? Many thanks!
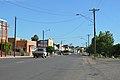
[76,14,93,22]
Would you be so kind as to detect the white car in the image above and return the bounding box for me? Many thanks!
[32,48,47,58]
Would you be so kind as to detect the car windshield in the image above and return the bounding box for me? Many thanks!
[37,49,44,51]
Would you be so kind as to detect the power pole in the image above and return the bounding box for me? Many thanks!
[61,41,62,51]
[87,34,90,47]
[89,8,99,56]
[14,16,17,57]
[42,29,50,48]
[43,30,44,48]
[86,42,87,48]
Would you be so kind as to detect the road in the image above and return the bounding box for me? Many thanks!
[0,54,120,80]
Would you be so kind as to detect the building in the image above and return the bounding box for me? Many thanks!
[54,44,70,51]
[0,20,8,42]
[37,38,53,48]
[0,19,9,57]
[8,38,36,56]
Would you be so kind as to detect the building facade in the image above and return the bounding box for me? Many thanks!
[0,21,8,42]
[8,38,36,56]
[37,38,53,48]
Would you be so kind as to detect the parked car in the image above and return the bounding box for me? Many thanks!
[82,52,89,56]
[32,48,47,58]
[55,50,62,55]
[63,50,70,55]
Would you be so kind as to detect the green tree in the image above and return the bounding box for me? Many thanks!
[88,31,114,57]
[31,34,39,41]
[46,46,55,54]
[111,44,120,58]
[0,42,12,54]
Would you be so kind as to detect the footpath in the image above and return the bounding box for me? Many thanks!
[0,53,59,59]
[0,55,33,59]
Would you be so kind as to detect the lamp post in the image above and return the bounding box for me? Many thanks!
[76,13,91,48]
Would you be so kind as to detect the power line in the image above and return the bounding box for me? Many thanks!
[5,1,73,16]
[17,17,81,24]
[61,20,86,37]
[14,0,53,11]
[53,35,83,40]
[95,0,103,8]
[14,0,73,16]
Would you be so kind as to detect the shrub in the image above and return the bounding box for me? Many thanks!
[0,42,12,54]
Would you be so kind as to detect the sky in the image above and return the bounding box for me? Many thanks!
[0,0,120,47]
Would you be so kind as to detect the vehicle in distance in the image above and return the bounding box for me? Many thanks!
[32,48,47,58]
[82,52,89,56]
[55,50,62,55]
[62,50,70,55]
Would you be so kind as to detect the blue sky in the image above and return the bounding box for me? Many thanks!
[0,0,120,47]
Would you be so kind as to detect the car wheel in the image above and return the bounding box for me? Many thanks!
[36,56,39,58]
[33,55,35,58]
[42,55,44,58]
[45,56,47,58]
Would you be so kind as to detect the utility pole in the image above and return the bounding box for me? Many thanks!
[86,42,87,48]
[87,34,90,47]
[61,41,62,51]
[42,29,50,48]
[89,8,99,56]
[43,30,44,48]
[14,16,17,57]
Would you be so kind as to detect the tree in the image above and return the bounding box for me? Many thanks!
[69,43,74,49]
[88,31,114,57]
[46,46,55,55]
[31,34,39,41]
[111,44,120,58]
[0,42,12,54]
[75,46,79,49]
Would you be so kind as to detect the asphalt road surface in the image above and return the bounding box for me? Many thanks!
[0,54,120,80]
